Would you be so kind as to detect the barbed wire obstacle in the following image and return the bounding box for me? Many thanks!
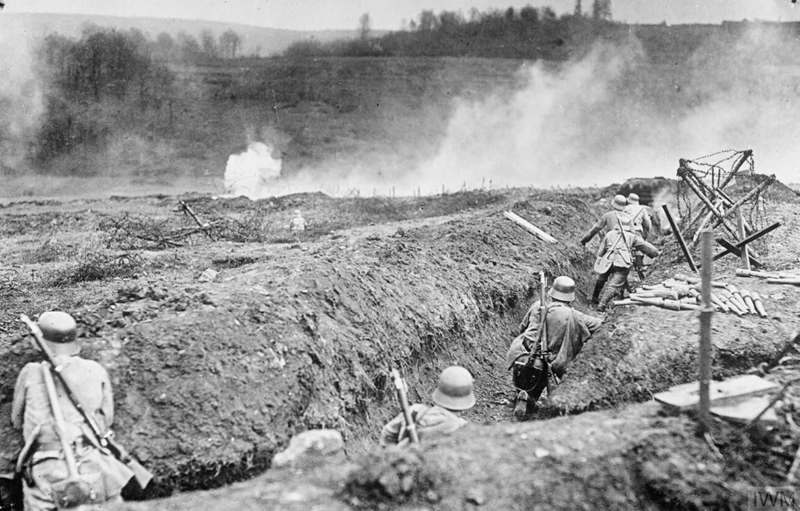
[100,201,275,249]
[673,149,778,269]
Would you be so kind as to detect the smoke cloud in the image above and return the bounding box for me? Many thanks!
[0,17,45,172]
[267,22,799,198]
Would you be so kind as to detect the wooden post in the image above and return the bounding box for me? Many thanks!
[717,149,752,191]
[710,175,775,230]
[736,207,750,270]
[698,230,714,436]
[677,170,739,238]
[662,205,698,273]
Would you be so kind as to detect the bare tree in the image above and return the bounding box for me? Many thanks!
[592,0,612,21]
[219,29,241,59]
[358,12,371,40]
[199,29,218,59]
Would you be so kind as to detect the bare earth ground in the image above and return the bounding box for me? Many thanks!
[1,183,799,510]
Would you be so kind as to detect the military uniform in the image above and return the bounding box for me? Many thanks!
[379,404,467,447]
[580,195,632,246]
[379,366,474,447]
[506,300,603,378]
[12,313,133,511]
[596,228,660,311]
[623,203,652,240]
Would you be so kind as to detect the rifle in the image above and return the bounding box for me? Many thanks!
[614,214,645,281]
[390,368,419,445]
[19,315,154,492]
[536,271,552,397]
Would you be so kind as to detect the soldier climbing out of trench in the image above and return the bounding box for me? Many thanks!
[580,194,631,247]
[506,276,603,417]
[379,366,475,447]
[594,217,661,312]
[623,193,653,277]
[581,194,633,304]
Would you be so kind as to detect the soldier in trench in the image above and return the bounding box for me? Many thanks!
[12,312,135,511]
[379,366,475,447]
[506,276,604,414]
[594,217,661,312]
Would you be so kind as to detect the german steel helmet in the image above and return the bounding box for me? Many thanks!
[611,194,627,211]
[627,193,640,203]
[432,366,476,411]
[548,276,575,302]
[37,311,77,344]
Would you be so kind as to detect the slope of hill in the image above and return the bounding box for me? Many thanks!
[1,12,357,56]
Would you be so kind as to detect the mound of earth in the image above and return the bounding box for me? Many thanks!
[1,186,798,509]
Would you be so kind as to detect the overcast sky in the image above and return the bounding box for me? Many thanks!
[5,0,800,31]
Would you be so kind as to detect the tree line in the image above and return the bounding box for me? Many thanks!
[31,25,244,167]
[285,1,615,60]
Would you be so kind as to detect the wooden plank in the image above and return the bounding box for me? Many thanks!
[654,374,778,411]
[710,396,779,424]
[503,211,558,244]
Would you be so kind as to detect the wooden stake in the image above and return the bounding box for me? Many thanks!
[662,205,698,273]
[698,230,714,436]
[736,207,749,271]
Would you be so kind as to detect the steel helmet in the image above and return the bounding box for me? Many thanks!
[37,311,80,355]
[627,193,640,204]
[431,366,476,411]
[611,195,627,211]
[548,276,575,302]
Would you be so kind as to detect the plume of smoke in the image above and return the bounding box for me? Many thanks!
[0,18,45,171]
[224,141,282,199]
[240,22,800,199]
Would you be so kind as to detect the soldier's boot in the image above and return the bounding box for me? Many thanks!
[591,281,604,305]
[513,390,529,420]
[597,285,620,312]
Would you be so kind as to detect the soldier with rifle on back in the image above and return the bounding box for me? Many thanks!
[13,311,152,510]
[506,274,603,418]
[380,366,475,447]
[623,193,653,279]
[594,216,661,312]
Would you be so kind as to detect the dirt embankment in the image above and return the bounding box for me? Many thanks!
[2,186,798,508]
[0,190,602,496]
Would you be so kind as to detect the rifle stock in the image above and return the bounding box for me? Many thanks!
[19,315,154,491]
[391,368,419,445]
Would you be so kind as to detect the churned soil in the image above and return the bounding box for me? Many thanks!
[1,182,798,510]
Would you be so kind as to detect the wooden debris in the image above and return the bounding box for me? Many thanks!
[736,268,798,279]
[767,278,800,286]
[662,205,697,273]
[503,211,557,244]
[710,396,779,425]
[654,374,779,411]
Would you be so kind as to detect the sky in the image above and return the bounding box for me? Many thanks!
[4,0,800,32]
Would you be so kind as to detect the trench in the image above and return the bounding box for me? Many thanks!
[5,186,792,508]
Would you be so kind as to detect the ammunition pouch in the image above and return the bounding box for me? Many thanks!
[511,354,549,402]
[50,471,104,509]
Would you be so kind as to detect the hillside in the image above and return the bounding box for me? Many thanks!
[0,12,357,56]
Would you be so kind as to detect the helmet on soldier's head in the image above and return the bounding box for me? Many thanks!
[611,195,627,211]
[37,311,80,356]
[627,193,640,204]
[294,210,302,216]
[431,366,475,411]
[548,276,575,302]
